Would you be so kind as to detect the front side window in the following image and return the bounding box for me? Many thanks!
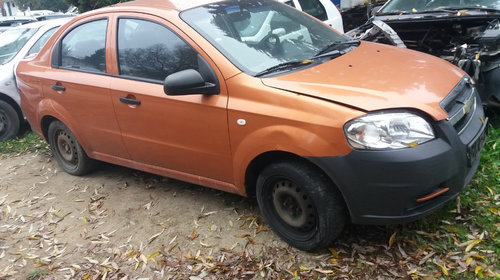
[60,20,107,73]
[181,0,350,75]
[0,27,37,65]
[117,18,198,82]
[27,27,58,56]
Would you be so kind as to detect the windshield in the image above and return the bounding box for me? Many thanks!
[181,0,351,75]
[380,0,500,13]
[0,27,38,65]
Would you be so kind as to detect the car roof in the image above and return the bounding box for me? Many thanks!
[111,0,224,12]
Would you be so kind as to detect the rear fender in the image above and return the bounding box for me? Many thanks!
[38,99,92,153]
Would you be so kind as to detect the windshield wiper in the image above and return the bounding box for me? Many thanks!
[417,8,460,13]
[255,59,313,77]
[376,10,410,15]
[314,40,360,58]
[445,6,500,13]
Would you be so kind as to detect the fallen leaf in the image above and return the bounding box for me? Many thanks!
[388,232,397,248]
[256,224,264,234]
[444,225,460,233]
[328,248,340,258]
[188,230,199,240]
[488,208,499,215]
[148,229,164,244]
[486,186,494,196]
[168,235,177,245]
[440,264,449,276]
[465,239,482,252]
[314,269,334,274]
[140,254,148,264]
[200,241,212,248]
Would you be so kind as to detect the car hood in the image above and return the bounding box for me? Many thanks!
[375,8,500,21]
[261,41,464,120]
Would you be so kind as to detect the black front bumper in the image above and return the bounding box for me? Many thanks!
[309,101,487,225]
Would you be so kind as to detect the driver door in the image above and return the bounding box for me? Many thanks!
[109,15,233,183]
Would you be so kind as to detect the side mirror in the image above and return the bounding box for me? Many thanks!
[164,69,218,96]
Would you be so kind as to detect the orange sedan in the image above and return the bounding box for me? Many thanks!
[16,0,487,251]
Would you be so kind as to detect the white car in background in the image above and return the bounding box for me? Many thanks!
[0,18,71,141]
[281,0,344,33]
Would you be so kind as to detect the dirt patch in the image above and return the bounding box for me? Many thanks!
[1,151,472,279]
[0,152,334,278]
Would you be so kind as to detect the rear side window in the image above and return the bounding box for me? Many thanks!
[298,0,327,21]
[117,18,198,82]
[60,20,107,73]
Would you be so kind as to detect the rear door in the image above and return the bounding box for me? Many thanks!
[108,14,233,182]
[41,16,129,159]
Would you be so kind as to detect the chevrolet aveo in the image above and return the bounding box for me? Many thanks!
[16,0,488,251]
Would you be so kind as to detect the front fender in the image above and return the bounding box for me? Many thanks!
[231,124,352,190]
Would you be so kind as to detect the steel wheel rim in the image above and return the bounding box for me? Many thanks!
[55,130,77,164]
[271,179,317,232]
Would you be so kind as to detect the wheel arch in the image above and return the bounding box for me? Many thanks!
[40,115,58,141]
[244,151,346,206]
[0,93,23,123]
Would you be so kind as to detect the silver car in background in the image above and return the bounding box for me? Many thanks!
[0,18,71,141]
[0,16,37,33]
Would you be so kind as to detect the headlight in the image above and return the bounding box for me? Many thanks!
[344,112,435,150]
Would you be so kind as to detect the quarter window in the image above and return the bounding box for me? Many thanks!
[117,18,198,82]
[60,20,107,73]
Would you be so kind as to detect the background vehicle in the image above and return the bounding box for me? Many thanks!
[0,16,36,33]
[281,0,344,32]
[17,0,486,251]
[0,18,70,141]
[348,0,500,106]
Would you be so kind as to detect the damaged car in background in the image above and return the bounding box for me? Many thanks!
[347,0,500,107]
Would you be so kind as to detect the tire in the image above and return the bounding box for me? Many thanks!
[47,120,96,175]
[0,100,21,142]
[256,161,347,251]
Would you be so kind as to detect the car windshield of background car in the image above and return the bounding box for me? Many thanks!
[0,27,38,65]
[181,0,349,75]
[380,0,500,13]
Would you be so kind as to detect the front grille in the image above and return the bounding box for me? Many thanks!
[440,77,477,134]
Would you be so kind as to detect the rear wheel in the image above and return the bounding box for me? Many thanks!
[256,161,347,251]
[48,120,96,175]
[0,100,20,142]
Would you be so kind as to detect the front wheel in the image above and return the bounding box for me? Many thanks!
[256,161,347,251]
[0,100,21,142]
[48,120,96,175]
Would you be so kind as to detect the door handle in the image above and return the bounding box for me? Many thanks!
[51,84,65,91]
[120,97,141,105]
